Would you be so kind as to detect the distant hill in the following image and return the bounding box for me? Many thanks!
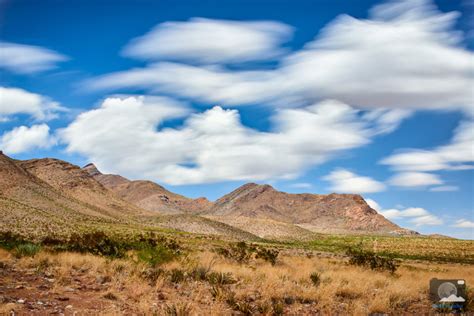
[83,163,213,215]
[0,152,416,240]
[203,183,413,235]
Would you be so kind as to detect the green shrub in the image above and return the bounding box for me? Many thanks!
[255,247,279,265]
[216,241,256,264]
[137,245,178,267]
[14,243,41,258]
[62,232,127,258]
[310,272,321,287]
[346,246,399,274]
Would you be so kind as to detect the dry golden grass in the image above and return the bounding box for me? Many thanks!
[1,246,472,315]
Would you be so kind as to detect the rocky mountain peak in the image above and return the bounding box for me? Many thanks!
[83,163,102,177]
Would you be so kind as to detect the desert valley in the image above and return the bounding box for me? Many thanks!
[0,151,473,314]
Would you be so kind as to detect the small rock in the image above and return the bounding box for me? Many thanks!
[17,299,25,304]
[46,278,55,283]
[56,296,69,301]
[65,305,73,309]
[64,287,75,292]
[15,285,25,289]
[37,301,44,305]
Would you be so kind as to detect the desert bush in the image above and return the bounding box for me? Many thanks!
[346,246,399,274]
[137,244,178,267]
[207,271,236,285]
[0,231,27,250]
[169,268,186,283]
[255,247,279,265]
[310,272,321,287]
[215,241,256,263]
[61,232,127,258]
[13,243,41,258]
[189,265,210,281]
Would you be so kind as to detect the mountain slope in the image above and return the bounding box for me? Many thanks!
[0,153,257,239]
[205,183,409,234]
[83,164,213,214]
[0,151,130,237]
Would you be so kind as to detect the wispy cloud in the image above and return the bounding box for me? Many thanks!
[0,41,68,74]
[122,18,293,63]
[85,0,473,115]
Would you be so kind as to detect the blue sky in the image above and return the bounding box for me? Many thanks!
[0,0,473,239]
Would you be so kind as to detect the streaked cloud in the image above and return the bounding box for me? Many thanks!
[122,18,293,63]
[388,171,443,187]
[429,185,459,192]
[86,0,473,115]
[0,41,68,74]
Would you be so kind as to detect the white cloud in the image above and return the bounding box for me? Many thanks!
[380,120,474,172]
[371,198,443,226]
[429,185,459,192]
[1,124,55,154]
[323,169,386,194]
[0,41,68,74]
[0,86,65,121]
[86,0,473,114]
[122,18,293,63]
[452,219,474,228]
[61,97,376,185]
[410,214,443,226]
[388,171,443,187]
[366,198,381,211]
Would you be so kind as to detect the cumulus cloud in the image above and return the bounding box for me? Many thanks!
[122,18,293,63]
[1,124,55,154]
[452,219,474,228]
[86,0,473,114]
[388,171,443,187]
[60,96,377,184]
[371,199,443,226]
[0,41,68,74]
[323,169,386,194]
[0,86,65,121]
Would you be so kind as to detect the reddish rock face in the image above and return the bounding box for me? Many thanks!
[205,183,409,234]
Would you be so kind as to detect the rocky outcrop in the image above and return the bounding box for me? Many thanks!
[205,183,409,234]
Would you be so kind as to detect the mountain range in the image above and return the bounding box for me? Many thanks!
[0,151,416,240]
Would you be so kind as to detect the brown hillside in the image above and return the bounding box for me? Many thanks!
[206,183,410,234]
[84,164,213,215]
